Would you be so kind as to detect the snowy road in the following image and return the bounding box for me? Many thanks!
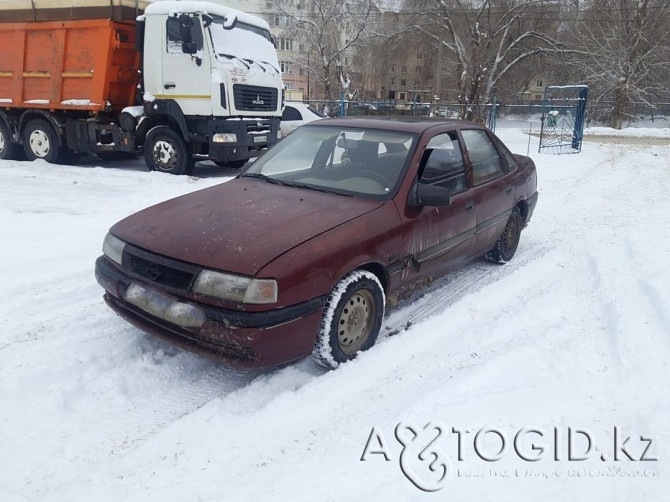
[1,132,669,501]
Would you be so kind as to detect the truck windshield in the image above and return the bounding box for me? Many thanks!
[208,17,279,70]
[242,126,417,200]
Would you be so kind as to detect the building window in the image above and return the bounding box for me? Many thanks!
[390,77,395,86]
[400,79,406,87]
[280,61,292,74]
[391,65,396,73]
[536,79,543,87]
[400,92,406,100]
[402,65,407,73]
[279,38,293,51]
[415,66,422,74]
[274,15,288,27]
[417,53,423,60]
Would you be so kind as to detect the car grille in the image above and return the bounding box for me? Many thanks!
[127,253,195,290]
[233,84,278,111]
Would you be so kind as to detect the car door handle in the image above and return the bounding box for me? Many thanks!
[464,201,475,211]
[505,185,513,194]
[164,83,176,89]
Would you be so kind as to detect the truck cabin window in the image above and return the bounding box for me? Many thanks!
[166,16,203,55]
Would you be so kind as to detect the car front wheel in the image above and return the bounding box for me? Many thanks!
[485,206,522,264]
[312,270,385,370]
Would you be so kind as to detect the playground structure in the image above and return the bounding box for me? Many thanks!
[539,85,589,154]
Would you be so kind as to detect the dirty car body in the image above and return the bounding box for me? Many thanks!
[95,117,538,369]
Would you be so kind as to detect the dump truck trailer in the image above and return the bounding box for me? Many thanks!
[0,1,284,174]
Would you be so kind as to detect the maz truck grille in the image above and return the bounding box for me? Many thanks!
[233,85,277,111]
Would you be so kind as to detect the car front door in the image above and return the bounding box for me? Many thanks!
[396,131,477,287]
[460,129,516,256]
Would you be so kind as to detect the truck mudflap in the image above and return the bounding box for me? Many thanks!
[208,117,281,163]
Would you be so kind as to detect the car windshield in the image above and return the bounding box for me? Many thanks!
[242,126,417,198]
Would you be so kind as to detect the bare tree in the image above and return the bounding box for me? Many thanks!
[403,0,567,121]
[567,0,670,129]
[278,0,378,113]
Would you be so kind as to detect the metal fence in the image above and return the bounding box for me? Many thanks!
[302,99,544,156]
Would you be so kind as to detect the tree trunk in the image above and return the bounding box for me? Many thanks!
[608,81,627,129]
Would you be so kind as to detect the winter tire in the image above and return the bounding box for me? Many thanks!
[144,126,195,175]
[23,119,61,163]
[312,270,385,370]
[485,206,522,264]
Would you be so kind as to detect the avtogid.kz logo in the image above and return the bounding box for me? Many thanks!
[360,423,658,491]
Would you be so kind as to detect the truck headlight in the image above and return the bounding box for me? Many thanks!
[212,133,238,143]
[192,270,278,304]
[103,233,126,266]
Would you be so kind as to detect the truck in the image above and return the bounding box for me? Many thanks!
[0,1,284,174]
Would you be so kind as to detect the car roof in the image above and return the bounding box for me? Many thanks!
[306,116,482,134]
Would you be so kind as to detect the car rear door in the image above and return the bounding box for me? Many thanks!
[460,128,515,256]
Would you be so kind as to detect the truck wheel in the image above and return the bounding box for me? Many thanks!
[144,126,195,175]
[23,119,61,163]
[0,120,22,160]
[312,270,385,370]
[485,206,522,264]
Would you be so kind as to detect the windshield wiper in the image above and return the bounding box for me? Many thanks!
[280,181,354,197]
[240,172,292,186]
[218,53,250,69]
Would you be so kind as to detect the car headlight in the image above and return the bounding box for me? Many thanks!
[192,269,278,304]
[103,233,126,266]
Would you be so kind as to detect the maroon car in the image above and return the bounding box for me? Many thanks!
[95,118,538,369]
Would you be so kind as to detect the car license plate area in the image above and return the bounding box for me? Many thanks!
[123,283,206,328]
[252,135,267,144]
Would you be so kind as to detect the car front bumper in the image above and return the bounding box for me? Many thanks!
[95,256,324,368]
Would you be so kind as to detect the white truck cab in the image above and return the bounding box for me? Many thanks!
[137,1,284,173]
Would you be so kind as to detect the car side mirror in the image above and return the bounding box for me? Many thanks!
[408,183,452,207]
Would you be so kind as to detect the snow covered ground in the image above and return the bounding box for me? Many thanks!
[1,129,669,501]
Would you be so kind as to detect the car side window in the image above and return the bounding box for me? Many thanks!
[419,132,467,193]
[461,129,504,186]
[282,106,302,121]
[493,137,518,172]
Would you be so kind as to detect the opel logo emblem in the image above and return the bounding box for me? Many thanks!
[146,263,161,281]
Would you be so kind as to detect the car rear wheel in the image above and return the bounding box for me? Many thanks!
[144,126,195,175]
[485,206,522,264]
[312,270,385,370]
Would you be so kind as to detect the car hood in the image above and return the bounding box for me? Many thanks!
[110,177,384,276]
